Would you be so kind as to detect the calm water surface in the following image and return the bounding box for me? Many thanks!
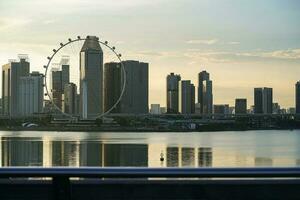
[1,130,300,167]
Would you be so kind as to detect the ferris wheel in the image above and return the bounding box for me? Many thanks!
[43,36,126,119]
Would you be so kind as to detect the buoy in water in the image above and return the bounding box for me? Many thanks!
[160,152,164,162]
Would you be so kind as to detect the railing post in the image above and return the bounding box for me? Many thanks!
[53,176,71,200]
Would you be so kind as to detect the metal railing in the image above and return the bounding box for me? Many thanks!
[1,167,300,178]
[1,167,300,200]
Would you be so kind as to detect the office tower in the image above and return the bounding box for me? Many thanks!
[213,104,229,115]
[235,98,247,114]
[19,72,44,116]
[254,87,273,114]
[63,83,78,115]
[150,104,161,114]
[121,60,148,114]
[254,88,263,113]
[296,81,300,114]
[104,62,121,113]
[198,70,213,114]
[166,73,181,113]
[179,80,195,114]
[60,56,70,92]
[51,69,63,110]
[80,36,103,119]
[263,88,273,114]
[103,60,149,114]
[61,64,69,92]
[2,56,30,117]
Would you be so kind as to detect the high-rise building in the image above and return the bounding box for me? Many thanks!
[254,88,263,114]
[166,73,181,113]
[179,80,195,114]
[104,62,121,113]
[2,56,30,117]
[254,87,273,114]
[213,104,229,115]
[63,83,78,115]
[61,64,69,92]
[80,36,103,119]
[263,88,273,114]
[103,60,148,114]
[51,69,63,110]
[19,72,44,116]
[295,81,300,114]
[235,98,247,114]
[198,71,213,114]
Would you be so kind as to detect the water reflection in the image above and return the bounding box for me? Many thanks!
[0,130,300,167]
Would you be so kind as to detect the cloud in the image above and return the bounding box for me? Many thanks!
[0,17,32,31]
[43,19,56,25]
[184,48,300,64]
[228,41,240,45]
[186,39,219,45]
[261,49,300,59]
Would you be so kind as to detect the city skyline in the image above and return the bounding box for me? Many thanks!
[0,0,299,108]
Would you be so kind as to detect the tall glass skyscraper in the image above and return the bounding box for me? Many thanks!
[254,87,273,114]
[2,57,30,117]
[295,81,300,114]
[198,70,213,114]
[103,60,148,114]
[80,36,103,119]
[166,73,181,114]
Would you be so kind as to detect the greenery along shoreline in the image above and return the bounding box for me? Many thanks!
[0,115,300,132]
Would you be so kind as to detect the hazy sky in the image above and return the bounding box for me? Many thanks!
[0,0,299,108]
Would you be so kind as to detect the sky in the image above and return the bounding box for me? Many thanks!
[0,0,300,108]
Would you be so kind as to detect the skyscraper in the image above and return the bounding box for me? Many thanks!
[63,83,78,115]
[51,69,63,110]
[296,81,300,114]
[198,71,213,114]
[19,72,44,116]
[61,64,69,92]
[254,88,263,114]
[104,62,121,113]
[179,80,195,114]
[166,73,181,113]
[80,36,103,119]
[235,98,247,114]
[2,56,30,117]
[254,87,273,114]
[103,60,148,114]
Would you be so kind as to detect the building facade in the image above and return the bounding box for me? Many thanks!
[254,87,273,114]
[104,62,121,113]
[103,60,149,114]
[235,98,247,114]
[19,72,44,116]
[166,73,181,114]
[213,104,229,115]
[198,71,213,114]
[63,83,78,115]
[150,104,161,115]
[80,36,103,119]
[179,80,195,114]
[296,81,300,114]
[2,57,30,117]
[51,69,63,110]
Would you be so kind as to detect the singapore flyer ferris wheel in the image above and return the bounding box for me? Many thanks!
[43,35,126,119]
